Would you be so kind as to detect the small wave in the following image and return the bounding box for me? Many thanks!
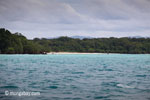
[48,86,58,89]
[0,64,5,67]
[94,96,108,99]
[105,69,113,71]
[71,72,84,74]
[117,84,134,89]
[136,75,146,77]
[62,91,72,94]
[0,85,18,89]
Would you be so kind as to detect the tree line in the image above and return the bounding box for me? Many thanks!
[0,28,150,54]
[0,28,44,54]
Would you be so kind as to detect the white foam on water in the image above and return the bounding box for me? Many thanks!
[117,84,134,89]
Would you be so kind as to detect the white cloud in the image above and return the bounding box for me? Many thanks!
[0,0,150,39]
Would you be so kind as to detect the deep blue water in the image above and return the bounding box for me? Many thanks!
[0,54,150,100]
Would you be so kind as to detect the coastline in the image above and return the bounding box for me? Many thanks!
[1,52,149,55]
[47,52,109,54]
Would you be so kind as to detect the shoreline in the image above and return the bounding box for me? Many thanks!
[0,53,149,55]
[47,52,111,54]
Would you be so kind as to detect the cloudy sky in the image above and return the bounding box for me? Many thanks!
[0,0,150,39]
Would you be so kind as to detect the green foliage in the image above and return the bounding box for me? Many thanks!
[1,28,150,54]
[0,28,46,54]
[33,36,150,54]
[6,47,15,54]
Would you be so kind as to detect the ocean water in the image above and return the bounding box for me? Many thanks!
[0,54,150,100]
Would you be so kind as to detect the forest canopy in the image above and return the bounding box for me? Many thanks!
[0,28,150,54]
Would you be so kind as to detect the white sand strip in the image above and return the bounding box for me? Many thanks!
[47,52,107,54]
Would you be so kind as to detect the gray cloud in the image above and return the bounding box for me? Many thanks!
[0,0,150,39]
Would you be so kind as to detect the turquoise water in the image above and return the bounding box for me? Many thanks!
[0,54,150,100]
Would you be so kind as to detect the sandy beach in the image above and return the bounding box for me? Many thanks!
[47,52,107,54]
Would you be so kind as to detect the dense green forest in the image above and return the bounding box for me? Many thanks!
[0,28,45,54]
[0,28,150,54]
